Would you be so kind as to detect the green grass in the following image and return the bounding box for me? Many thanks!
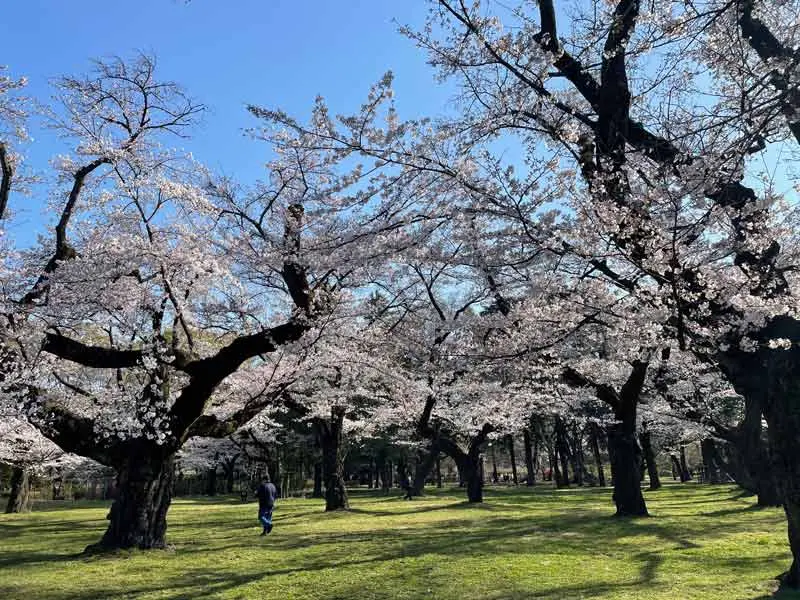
[1,483,798,599]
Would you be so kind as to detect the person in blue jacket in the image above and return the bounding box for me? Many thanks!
[255,475,277,536]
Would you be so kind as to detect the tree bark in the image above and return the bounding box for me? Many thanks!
[409,442,439,497]
[438,425,493,503]
[570,424,585,486]
[507,435,518,485]
[717,318,800,585]
[312,462,323,498]
[549,444,561,484]
[640,428,661,490]
[318,407,349,511]
[205,467,217,496]
[700,438,724,484]
[5,466,31,513]
[87,452,175,552]
[607,418,648,516]
[555,420,571,488]
[589,424,606,487]
[453,453,484,502]
[490,444,499,483]
[679,446,692,481]
[435,452,442,488]
[221,456,238,494]
[523,427,536,486]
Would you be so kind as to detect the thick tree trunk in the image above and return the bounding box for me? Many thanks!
[761,388,800,584]
[409,443,439,497]
[640,429,661,490]
[385,460,393,493]
[312,462,323,498]
[607,418,648,516]
[87,452,175,552]
[549,445,561,484]
[205,467,217,496]
[589,424,606,487]
[435,452,442,488]
[507,435,518,485]
[718,317,800,586]
[5,466,31,514]
[728,395,782,505]
[679,446,692,481]
[454,454,483,503]
[701,439,724,484]
[319,407,349,511]
[439,427,492,503]
[222,457,238,494]
[523,427,536,486]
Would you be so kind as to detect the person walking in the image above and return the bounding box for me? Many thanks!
[255,475,277,536]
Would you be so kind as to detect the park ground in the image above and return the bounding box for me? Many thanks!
[1,484,799,600]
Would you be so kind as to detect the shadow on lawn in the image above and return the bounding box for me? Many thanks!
[2,486,796,600]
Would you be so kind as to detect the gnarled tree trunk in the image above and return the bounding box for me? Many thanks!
[88,451,175,552]
[5,466,31,514]
[439,425,493,503]
[719,316,800,585]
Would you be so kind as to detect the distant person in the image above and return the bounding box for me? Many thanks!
[255,475,277,536]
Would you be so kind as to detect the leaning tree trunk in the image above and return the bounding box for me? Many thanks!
[441,430,490,504]
[318,407,349,511]
[640,429,661,490]
[523,427,536,486]
[88,450,175,552]
[719,316,800,586]
[589,424,606,487]
[5,466,31,514]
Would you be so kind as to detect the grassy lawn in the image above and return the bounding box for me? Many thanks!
[1,483,798,600]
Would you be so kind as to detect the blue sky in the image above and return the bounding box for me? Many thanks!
[1,0,451,243]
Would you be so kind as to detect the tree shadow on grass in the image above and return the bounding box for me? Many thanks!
[2,486,795,600]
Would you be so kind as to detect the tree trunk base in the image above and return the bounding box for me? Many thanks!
[89,454,174,551]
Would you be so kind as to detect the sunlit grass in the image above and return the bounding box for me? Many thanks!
[1,483,797,599]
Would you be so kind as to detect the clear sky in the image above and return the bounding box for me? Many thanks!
[0,0,451,243]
